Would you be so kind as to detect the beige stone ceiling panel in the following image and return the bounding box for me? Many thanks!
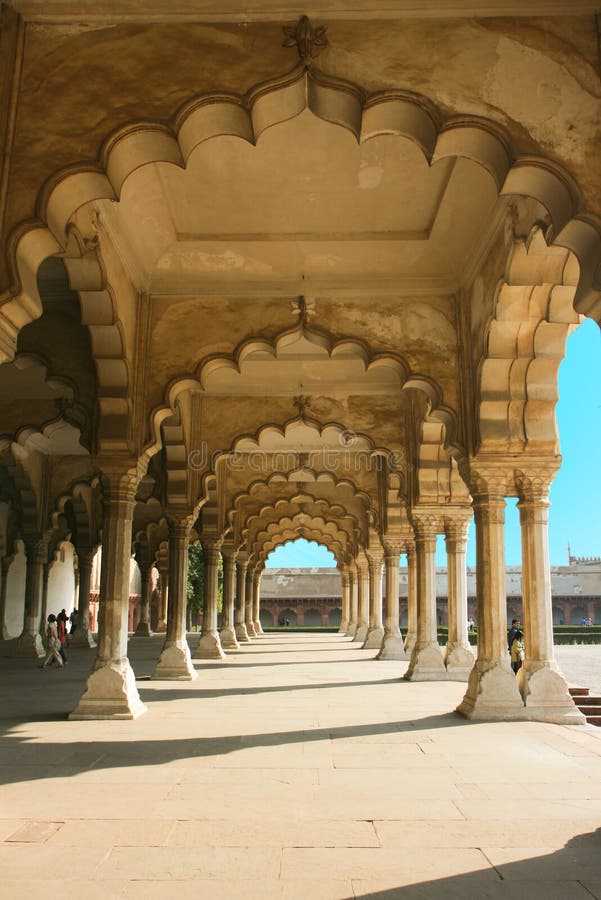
[100,110,499,295]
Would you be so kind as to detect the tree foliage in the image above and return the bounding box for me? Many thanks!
[187,543,223,613]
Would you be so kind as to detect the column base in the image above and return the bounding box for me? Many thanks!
[246,621,257,637]
[445,642,475,682]
[404,631,417,654]
[220,626,240,649]
[338,620,349,634]
[456,659,525,720]
[153,642,197,680]
[132,622,153,638]
[518,663,586,725]
[69,658,147,720]
[1,625,12,641]
[362,625,385,650]
[235,622,251,642]
[376,632,407,660]
[13,631,45,658]
[253,621,264,635]
[345,623,357,638]
[404,641,447,681]
[353,623,368,643]
[193,630,226,659]
[69,628,97,648]
[155,620,167,633]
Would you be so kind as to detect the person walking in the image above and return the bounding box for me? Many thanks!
[69,608,79,636]
[508,618,520,652]
[42,614,64,669]
[56,609,69,664]
[510,629,525,675]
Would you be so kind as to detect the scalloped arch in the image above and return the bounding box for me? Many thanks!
[3,63,600,379]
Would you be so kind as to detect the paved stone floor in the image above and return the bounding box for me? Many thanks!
[1,633,601,899]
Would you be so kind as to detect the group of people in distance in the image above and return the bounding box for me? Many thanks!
[41,608,79,669]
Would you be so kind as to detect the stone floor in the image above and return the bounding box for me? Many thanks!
[1,633,601,899]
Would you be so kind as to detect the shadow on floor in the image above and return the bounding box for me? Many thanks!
[0,708,472,787]
[351,828,601,898]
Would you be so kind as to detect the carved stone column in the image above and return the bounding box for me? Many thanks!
[220,548,240,649]
[38,560,51,637]
[70,471,146,719]
[235,554,250,642]
[245,567,257,637]
[377,541,407,660]
[154,519,197,679]
[253,568,264,635]
[405,515,446,680]
[457,470,523,719]
[0,556,11,640]
[516,469,584,723]
[444,514,475,680]
[133,560,153,638]
[70,547,97,647]
[155,550,168,633]
[352,553,369,643]
[363,547,385,650]
[338,567,350,634]
[345,562,358,637]
[194,540,225,659]
[404,542,417,653]
[14,537,48,657]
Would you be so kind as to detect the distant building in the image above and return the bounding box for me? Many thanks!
[260,559,601,628]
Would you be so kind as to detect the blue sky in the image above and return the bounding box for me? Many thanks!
[266,318,601,570]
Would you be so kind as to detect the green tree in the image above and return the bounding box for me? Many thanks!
[186,544,224,628]
[187,543,205,613]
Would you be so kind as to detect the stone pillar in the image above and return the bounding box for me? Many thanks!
[405,515,446,680]
[194,541,225,659]
[70,472,146,719]
[155,557,168,633]
[444,515,475,680]
[404,543,417,653]
[363,549,385,650]
[38,560,51,637]
[154,520,197,679]
[515,470,583,723]
[0,556,11,640]
[70,547,97,647]
[345,563,358,637]
[253,568,264,635]
[220,548,240,649]
[235,555,250,642]
[352,554,369,643]
[338,568,350,634]
[14,538,48,657]
[245,567,257,637]
[133,561,153,637]
[457,474,523,719]
[377,541,407,660]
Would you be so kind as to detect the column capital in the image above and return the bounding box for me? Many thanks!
[383,535,404,559]
[221,547,238,563]
[339,569,350,588]
[514,465,557,504]
[444,511,471,544]
[355,553,369,576]
[168,518,192,541]
[24,536,48,564]
[411,511,440,542]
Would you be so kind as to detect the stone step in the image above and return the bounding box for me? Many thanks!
[569,686,590,696]
[574,696,601,706]
[585,716,601,727]
[575,705,601,717]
